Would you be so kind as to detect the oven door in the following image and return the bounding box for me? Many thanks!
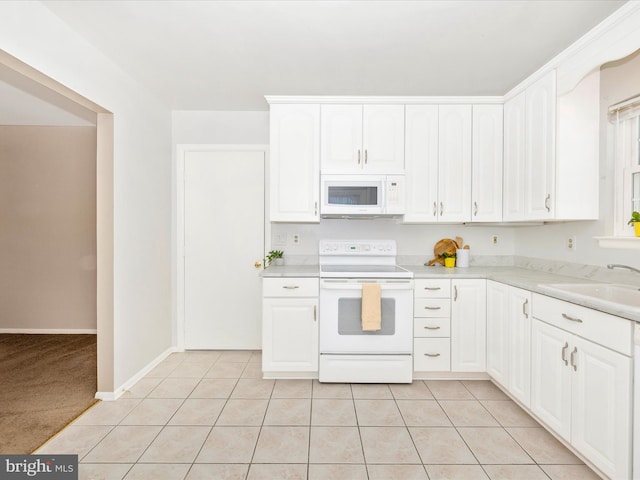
[319,279,414,354]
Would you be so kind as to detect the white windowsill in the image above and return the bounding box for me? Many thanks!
[594,236,640,249]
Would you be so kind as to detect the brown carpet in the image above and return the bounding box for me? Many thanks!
[0,334,97,454]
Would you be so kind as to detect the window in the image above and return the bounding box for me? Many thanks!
[610,96,640,236]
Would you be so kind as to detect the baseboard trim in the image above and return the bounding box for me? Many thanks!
[0,328,97,334]
[95,346,182,401]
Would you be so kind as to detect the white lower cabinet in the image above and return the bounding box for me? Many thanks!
[451,279,486,372]
[413,279,451,372]
[531,296,632,480]
[487,282,532,407]
[262,278,319,375]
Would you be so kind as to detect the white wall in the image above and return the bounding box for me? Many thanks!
[172,110,269,145]
[0,1,173,391]
[513,49,640,269]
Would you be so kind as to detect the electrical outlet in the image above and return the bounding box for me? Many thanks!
[567,235,577,251]
[293,234,300,245]
[492,235,499,246]
[273,233,287,246]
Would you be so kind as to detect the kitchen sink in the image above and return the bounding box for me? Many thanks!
[538,283,640,311]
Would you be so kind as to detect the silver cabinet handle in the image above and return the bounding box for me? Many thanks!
[453,285,458,301]
[522,299,529,318]
[473,201,478,216]
[562,313,583,323]
[282,285,300,290]
[364,149,368,164]
[570,346,578,371]
[424,287,441,291]
[314,305,317,322]
[424,326,441,330]
[424,353,441,357]
[357,149,361,165]
[561,342,569,366]
[439,202,444,216]
[314,201,318,216]
[423,306,441,310]
[545,194,551,212]
[433,201,437,217]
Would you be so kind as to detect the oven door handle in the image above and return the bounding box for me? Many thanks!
[320,280,414,291]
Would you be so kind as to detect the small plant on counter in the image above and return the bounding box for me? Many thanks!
[440,251,456,268]
[265,250,285,267]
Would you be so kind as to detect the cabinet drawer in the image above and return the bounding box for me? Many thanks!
[415,298,451,317]
[414,338,451,371]
[263,278,319,297]
[532,293,633,356]
[415,279,451,298]
[414,317,450,337]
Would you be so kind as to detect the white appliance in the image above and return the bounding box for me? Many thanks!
[318,239,414,383]
[320,174,405,218]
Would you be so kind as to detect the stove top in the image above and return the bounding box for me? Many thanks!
[318,239,413,279]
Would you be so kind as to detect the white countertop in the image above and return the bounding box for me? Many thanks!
[261,264,640,322]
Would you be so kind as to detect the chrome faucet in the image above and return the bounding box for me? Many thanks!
[607,264,640,274]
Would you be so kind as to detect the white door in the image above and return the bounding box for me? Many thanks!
[183,149,265,349]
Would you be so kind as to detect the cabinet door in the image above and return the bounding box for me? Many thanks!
[531,319,571,441]
[486,281,509,386]
[471,104,503,222]
[362,104,405,173]
[451,279,486,371]
[269,104,320,222]
[438,105,472,222]
[503,91,526,221]
[320,104,363,173]
[525,70,556,220]
[262,298,318,372]
[571,335,632,480]
[508,287,532,408]
[403,105,439,223]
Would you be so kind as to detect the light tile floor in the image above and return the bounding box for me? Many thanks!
[36,351,602,480]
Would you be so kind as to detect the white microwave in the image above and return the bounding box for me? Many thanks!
[320,174,405,218]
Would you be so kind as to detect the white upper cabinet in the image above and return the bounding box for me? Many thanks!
[471,104,504,222]
[321,104,405,173]
[504,70,556,221]
[503,91,527,221]
[269,104,320,222]
[439,105,473,222]
[525,70,556,220]
[404,105,439,222]
[404,104,472,223]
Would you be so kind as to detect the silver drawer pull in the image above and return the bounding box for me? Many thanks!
[424,306,441,310]
[424,353,441,357]
[424,287,441,291]
[561,313,583,323]
[424,326,441,330]
[282,285,300,290]
[561,342,569,366]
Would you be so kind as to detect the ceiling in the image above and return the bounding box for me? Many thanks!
[0,0,629,123]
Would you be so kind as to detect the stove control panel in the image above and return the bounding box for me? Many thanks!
[319,240,397,256]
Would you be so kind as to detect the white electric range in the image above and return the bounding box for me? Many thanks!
[318,240,414,383]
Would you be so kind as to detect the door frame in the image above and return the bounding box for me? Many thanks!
[176,144,270,350]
